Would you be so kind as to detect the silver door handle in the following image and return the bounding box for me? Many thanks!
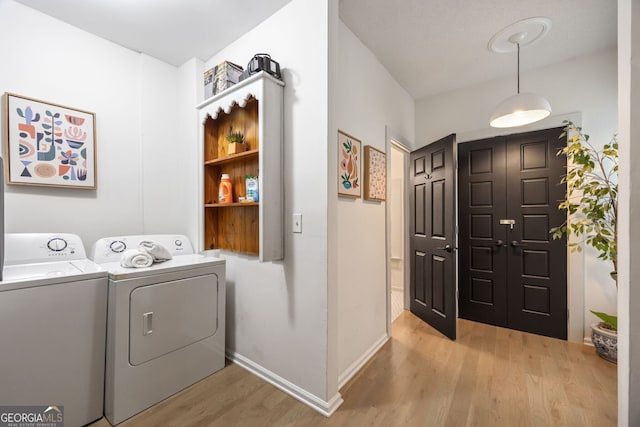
[143,312,153,336]
[500,219,516,230]
[435,244,453,253]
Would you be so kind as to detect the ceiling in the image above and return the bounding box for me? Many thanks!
[14,0,617,100]
[13,0,293,67]
[340,0,617,99]
[339,0,617,99]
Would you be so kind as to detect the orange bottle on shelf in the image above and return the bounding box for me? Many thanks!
[218,174,233,204]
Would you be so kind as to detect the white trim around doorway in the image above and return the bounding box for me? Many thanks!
[385,126,412,337]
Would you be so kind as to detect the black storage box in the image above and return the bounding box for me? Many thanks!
[246,54,282,80]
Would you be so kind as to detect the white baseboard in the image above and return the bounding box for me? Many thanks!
[584,336,594,346]
[227,351,343,417]
[338,333,389,390]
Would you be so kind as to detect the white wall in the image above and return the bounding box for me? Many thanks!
[139,55,179,235]
[173,58,204,244]
[617,0,640,424]
[335,21,415,385]
[415,48,618,342]
[0,0,180,248]
[184,0,339,411]
[142,56,204,242]
[327,0,340,403]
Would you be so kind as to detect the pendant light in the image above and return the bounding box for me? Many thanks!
[488,18,552,128]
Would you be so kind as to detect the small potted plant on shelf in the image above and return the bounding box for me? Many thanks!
[551,120,618,363]
[226,128,247,155]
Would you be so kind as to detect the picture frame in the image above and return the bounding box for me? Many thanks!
[364,145,386,201]
[337,130,361,198]
[3,93,97,189]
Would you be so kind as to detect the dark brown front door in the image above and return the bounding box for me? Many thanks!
[409,134,456,340]
[458,128,567,340]
[458,137,508,327]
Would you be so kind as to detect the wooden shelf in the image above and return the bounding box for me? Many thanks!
[199,72,284,261]
[205,202,259,208]
[204,149,259,167]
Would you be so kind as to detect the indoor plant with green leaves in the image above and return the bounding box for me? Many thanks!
[226,128,247,155]
[551,120,618,363]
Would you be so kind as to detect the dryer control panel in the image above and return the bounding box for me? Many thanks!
[4,233,87,265]
[90,234,194,263]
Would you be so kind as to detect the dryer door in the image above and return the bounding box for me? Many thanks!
[129,273,218,366]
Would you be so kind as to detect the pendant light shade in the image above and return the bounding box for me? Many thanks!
[489,92,551,128]
[488,18,552,128]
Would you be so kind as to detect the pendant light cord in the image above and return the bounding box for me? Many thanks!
[517,42,520,94]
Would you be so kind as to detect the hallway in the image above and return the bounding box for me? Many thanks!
[91,312,617,426]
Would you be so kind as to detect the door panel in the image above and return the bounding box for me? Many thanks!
[506,128,567,339]
[458,138,508,326]
[458,128,567,339]
[415,183,426,235]
[129,274,219,365]
[432,179,445,237]
[432,254,446,314]
[414,251,426,303]
[410,134,456,340]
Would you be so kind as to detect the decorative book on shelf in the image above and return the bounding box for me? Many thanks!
[197,71,284,262]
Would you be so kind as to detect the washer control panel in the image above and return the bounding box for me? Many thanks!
[4,233,87,265]
[91,234,194,263]
[47,237,68,252]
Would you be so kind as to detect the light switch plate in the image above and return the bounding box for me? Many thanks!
[293,213,302,233]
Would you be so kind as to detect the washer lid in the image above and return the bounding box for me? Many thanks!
[0,260,107,291]
[98,254,225,280]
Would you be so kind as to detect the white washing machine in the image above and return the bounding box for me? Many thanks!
[90,234,225,425]
[0,233,108,427]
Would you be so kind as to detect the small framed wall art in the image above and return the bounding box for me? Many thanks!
[3,93,97,189]
[337,130,361,198]
[364,145,386,201]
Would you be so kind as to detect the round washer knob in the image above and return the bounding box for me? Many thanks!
[47,238,68,252]
[110,240,127,253]
[175,239,183,247]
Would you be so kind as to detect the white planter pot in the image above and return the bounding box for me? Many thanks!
[591,322,617,363]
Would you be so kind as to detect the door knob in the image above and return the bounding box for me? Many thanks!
[511,240,527,248]
[495,240,504,247]
[436,244,453,252]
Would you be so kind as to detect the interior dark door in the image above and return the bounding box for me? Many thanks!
[506,128,567,339]
[458,128,567,340]
[409,134,456,340]
[458,137,508,327]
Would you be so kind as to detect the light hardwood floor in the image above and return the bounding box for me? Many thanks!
[90,311,617,427]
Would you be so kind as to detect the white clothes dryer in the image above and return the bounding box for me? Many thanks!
[0,233,108,427]
[90,234,225,425]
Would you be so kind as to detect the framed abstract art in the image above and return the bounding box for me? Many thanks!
[364,145,386,201]
[337,130,361,198]
[3,93,97,189]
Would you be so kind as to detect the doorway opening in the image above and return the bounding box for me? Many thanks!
[458,128,567,339]
[406,127,569,341]
[390,143,407,323]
